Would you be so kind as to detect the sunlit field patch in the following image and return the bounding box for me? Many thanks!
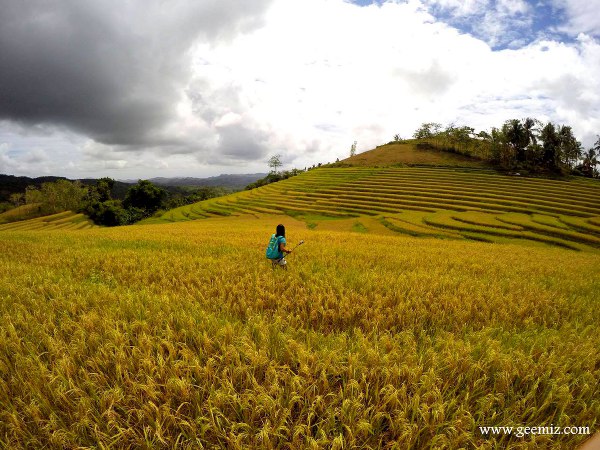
[0,210,97,231]
[0,216,599,448]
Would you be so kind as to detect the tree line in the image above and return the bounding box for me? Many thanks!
[4,178,228,226]
[410,119,600,177]
[245,154,306,190]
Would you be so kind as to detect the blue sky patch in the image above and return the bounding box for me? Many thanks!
[350,0,574,49]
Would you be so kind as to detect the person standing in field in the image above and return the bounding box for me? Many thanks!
[266,224,292,268]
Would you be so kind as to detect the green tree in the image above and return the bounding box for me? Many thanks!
[558,125,581,169]
[522,117,538,144]
[486,127,512,166]
[592,136,600,177]
[25,185,43,205]
[455,126,474,154]
[581,149,599,177]
[476,130,492,160]
[9,192,24,207]
[350,141,357,157]
[268,154,282,174]
[527,143,544,166]
[88,200,127,226]
[540,122,560,170]
[44,179,87,213]
[502,119,528,163]
[96,177,115,202]
[24,180,86,214]
[413,122,441,140]
[477,131,491,140]
[522,117,540,164]
[123,180,166,214]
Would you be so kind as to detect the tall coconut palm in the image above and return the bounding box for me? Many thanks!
[522,117,540,163]
[558,125,582,169]
[522,117,538,145]
[502,119,527,163]
[582,148,599,177]
[540,122,560,169]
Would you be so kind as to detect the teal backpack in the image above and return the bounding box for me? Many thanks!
[266,234,281,259]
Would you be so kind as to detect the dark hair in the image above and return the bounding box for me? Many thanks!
[276,224,285,237]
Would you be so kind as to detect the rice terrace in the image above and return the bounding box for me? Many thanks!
[0,137,598,449]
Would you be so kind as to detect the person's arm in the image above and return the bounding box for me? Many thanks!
[279,242,291,254]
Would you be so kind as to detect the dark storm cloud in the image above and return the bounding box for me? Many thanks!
[187,80,244,126]
[0,0,272,147]
[215,123,269,161]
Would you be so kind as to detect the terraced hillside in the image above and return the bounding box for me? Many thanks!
[148,166,600,250]
[0,210,98,232]
[0,203,45,224]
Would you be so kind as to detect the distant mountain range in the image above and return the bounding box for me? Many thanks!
[122,173,267,189]
[0,173,267,202]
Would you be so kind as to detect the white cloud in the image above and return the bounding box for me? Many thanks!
[553,0,600,35]
[423,0,490,16]
[0,143,17,173]
[423,0,533,48]
[0,142,54,175]
[214,112,244,127]
[497,0,529,15]
[1,0,599,178]
[182,0,600,167]
[22,149,49,164]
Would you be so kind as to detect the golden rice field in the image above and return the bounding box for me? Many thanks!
[0,203,44,224]
[0,210,97,232]
[148,167,600,252]
[1,215,599,448]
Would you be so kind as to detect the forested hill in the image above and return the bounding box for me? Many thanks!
[0,174,131,202]
[0,172,267,203]
[0,175,66,202]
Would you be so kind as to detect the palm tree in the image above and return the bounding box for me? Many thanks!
[558,125,582,169]
[523,117,538,145]
[522,117,540,163]
[540,122,560,170]
[582,149,599,177]
[502,119,527,163]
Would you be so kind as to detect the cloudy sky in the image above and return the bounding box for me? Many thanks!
[1,0,599,179]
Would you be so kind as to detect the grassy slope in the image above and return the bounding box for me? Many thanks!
[0,210,98,231]
[0,217,598,448]
[0,203,44,224]
[341,141,489,167]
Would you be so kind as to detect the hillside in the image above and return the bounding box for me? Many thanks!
[142,173,267,189]
[146,162,600,251]
[0,210,98,231]
[0,174,67,202]
[0,203,44,224]
[0,174,132,202]
[340,141,489,167]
